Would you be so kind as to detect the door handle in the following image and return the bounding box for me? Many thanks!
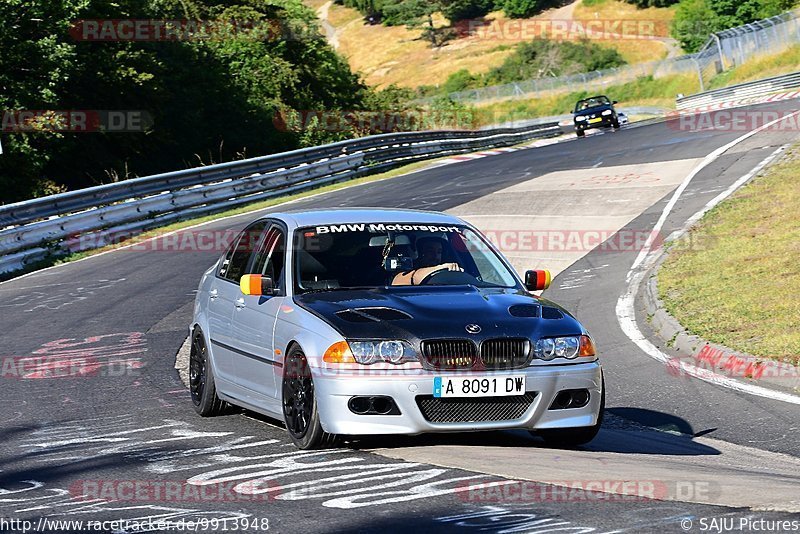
[235,297,246,309]
[209,288,219,300]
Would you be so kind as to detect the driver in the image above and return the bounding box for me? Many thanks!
[392,236,462,286]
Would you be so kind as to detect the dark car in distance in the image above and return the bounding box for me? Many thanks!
[572,95,620,137]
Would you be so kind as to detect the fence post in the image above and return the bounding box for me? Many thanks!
[692,56,705,92]
[712,33,726,70]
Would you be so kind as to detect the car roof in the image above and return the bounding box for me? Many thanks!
[263,208,466,229]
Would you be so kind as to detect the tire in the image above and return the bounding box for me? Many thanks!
[576,129,585,138]
[612,120,620,129]
[282,345,338,449]
[190,328,227,416]
[533,376,605,448]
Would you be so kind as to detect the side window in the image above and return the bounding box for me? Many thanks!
[252,227,286,291]
[220,221,268,283]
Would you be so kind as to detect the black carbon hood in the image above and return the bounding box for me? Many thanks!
[293,286,585,343]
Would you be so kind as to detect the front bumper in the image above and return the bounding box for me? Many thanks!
[314,361,602,435]
[575,116,615,131]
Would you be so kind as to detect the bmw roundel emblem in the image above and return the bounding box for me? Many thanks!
[465,324,481,334]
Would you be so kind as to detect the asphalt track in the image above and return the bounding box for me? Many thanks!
[1,100,799,533]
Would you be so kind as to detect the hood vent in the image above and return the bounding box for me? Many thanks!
[508,304,540,318]
[336,307,412,323]
[541,306,564,320]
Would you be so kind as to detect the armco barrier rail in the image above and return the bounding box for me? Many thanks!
[0,123,560,275]
[675,71,800,110]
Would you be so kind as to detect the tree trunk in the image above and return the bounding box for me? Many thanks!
[427,13,437,46]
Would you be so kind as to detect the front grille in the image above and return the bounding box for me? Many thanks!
[480,338,530,369]
[421,339,477,370]
[416,393,537,423]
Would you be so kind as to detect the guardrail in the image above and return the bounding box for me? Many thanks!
[479,106,670,130]
[676,71,800,110]
[0,122,560,275]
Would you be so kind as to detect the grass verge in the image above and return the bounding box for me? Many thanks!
[658,142,800,367]
[707,44,800,90]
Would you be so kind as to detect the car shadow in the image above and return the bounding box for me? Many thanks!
[343,408,721,456]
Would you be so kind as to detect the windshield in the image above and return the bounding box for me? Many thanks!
[293,223,520,293]
[575,96,611,112]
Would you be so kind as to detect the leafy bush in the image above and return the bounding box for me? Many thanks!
[485,40,626,84]
[0,0,371,203]
[499,0,543,17]
[670,0,799,53]
[442,69,483,93]
[441,0,496,20]
[670,0,719,51]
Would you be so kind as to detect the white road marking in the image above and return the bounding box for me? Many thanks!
[628,110,800,276]
[617,111,800,405]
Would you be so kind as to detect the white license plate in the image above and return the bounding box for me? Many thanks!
[433,375,526,398]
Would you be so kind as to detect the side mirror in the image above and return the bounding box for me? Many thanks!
[524,270,551,291]
[612,100,618,104]
[240,274,276,296]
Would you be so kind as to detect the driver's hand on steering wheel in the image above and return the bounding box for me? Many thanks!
[441,263,463,272]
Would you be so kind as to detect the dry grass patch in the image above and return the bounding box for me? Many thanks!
[318,0,678,88]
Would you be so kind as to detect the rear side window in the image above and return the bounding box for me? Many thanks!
[218,221,268,282]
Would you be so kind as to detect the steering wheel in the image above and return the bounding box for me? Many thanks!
[418,268,480,286]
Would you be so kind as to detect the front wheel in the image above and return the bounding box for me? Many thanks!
[576,129,585,138]
[189,328,227,416]
[282,346,338,449]
[533,378,605,447]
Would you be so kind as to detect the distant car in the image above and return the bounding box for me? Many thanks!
[573,95,620,137]
[190,209,604,449]
[617,112,629,125]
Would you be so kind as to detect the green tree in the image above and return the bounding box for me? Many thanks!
[500,0,544,18]
[670,0,720,51]
[441,0,496,20]
[382,0,443,44]
[486,40,626,84]
[0,0,372,203]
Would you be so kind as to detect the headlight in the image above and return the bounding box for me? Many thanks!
[575,116,587,121]
[348,340,417,365]
[601,110,612,116]
[532,335,595,361]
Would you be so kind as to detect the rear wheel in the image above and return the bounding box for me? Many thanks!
[282,346,338,449]
[190,328,227,416]
[534,377,605,447]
